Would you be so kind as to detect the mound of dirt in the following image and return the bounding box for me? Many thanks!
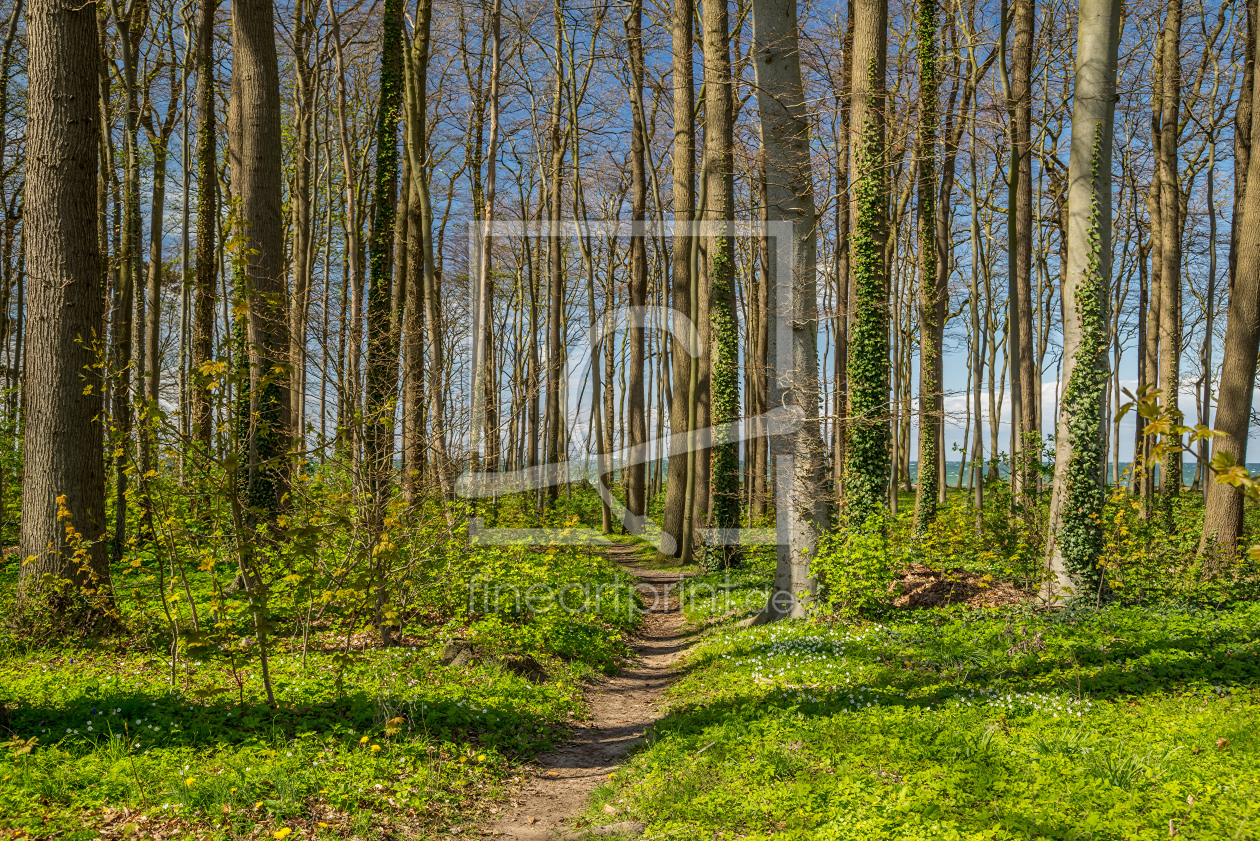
[888,564,1030,609]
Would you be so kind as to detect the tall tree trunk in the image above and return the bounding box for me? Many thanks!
[471,0,503,484]
[913,0,941,533]
[1142,29,1164,501]
[1045,0,1121,601]
[289,0,315,454]
[363,0,404,539]
[750,0,830,621]
[17,0,111,620]
[404,0,452,503]
[1159,0,1183,503]
[1200,0,1256,557]
[657,0,695,560]
[544,0,566,507]
[1000,0,1036,492]
[626,0,648,524]
[843,0,889,528]
[109,0,146,561]
[832,7,853,512]
[191,0,219,453]
[231,0,291,522]
[703,0,740,558]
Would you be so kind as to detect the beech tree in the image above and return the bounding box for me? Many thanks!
[750,0,829,620]
[1046,0,1122,601]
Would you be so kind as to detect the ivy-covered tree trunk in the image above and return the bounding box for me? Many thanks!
[363,0,405,536]
[749,0,830,621]
[912,0,941,534]
[1045,0,1121,602]
[190,0,219,453]
[843,0,890,530]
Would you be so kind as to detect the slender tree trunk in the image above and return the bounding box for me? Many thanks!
[702,0,740,559]
[289,0,315,454]
[544,0,566,507]
[109,0,145,561]
[832,7,853,512]
[658,0,695,559]
[625,0,649,523]
[404,0,452,503]
[913,0,941,532]
[190,0,219,453]
[472,0,503,483]
[1159,0,1183,502]
[1142,30,1164,502]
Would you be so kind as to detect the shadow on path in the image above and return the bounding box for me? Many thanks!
[485,544,694,839]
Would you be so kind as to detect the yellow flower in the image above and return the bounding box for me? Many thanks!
[370,744,381,753]
[185,778,196,786]
[359,736,369,744]
[274,829,292,840]
[318,822,329,829]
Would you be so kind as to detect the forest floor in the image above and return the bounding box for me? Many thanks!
[484,543,693,840]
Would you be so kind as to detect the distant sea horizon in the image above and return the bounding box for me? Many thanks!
[557,459,1255,487]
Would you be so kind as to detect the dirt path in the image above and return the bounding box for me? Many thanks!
[483,544,692,840]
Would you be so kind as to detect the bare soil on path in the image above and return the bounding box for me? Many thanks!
[483,543,692,839]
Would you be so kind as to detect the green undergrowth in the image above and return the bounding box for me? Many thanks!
[588,602,1260,840]
[0,544,640,841]
[677,545,775,625]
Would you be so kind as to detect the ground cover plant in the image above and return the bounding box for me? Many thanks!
[0,526,640,841]
[588,602,1260,840]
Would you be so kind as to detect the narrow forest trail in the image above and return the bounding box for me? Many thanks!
[483,543,693,840]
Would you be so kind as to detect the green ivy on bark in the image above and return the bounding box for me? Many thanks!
[1055,128,1109,597]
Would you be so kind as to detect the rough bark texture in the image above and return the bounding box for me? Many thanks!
[750,0,830,620]
[657,0,695,560]
[230,0,292,520]
[1046,0,1121,601]
[1201,3,1260,560]
[17,0,111,617]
